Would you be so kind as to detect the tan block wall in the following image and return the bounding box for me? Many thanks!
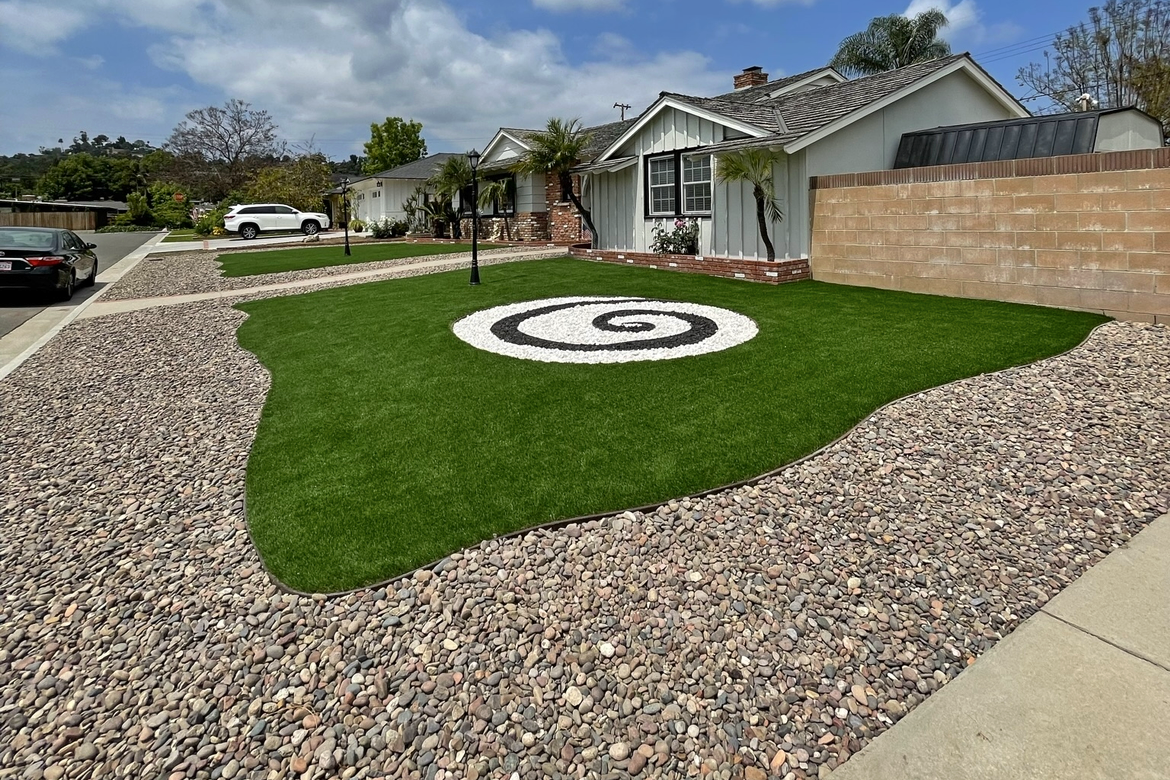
[810,149,1170,323]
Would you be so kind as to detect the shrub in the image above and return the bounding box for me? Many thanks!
[96,224,158,233]
[348,218,366,233]
[194,206,228,236]
[650,218,700,255]
[367,217,409,239]
[127,192,154,227]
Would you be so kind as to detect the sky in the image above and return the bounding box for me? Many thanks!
[0,0,1096,158]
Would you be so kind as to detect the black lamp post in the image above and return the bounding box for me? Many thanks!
[467,148,481,286]
[341,178,351,256]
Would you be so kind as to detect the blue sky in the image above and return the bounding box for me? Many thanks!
[0,0,1094,158]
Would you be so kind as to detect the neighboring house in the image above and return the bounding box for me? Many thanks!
[577,53,1031,262]
[349,153,460,224]
[474,120,635,242]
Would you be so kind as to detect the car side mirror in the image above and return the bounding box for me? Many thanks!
[86,243,98,249]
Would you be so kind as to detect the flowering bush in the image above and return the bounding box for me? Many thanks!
[368,217,410,239]
[650,218,700,255]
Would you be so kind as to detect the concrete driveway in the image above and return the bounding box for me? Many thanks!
[0,230,157,339]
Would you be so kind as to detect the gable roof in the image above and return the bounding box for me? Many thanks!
[593,54,1028,163]
[712,66,846,103]
[363,153,460,181]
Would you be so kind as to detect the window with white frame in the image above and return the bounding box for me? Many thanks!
[645,152,713,217]
[648,156,676,215]
[682,155,712,214]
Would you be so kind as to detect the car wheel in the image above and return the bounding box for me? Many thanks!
[240,224,259,240]
[301,220,320,236]
[83,259,98,287]
[58,270,76,302]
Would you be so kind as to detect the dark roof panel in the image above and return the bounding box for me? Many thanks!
[891,111,1139,168]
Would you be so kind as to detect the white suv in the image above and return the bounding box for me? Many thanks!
[223,204,331,239]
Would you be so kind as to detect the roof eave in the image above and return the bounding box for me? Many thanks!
[595,96,771,163]
[783,56,1030,155]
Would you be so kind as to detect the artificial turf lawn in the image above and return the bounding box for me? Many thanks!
[235,258,1106,592]
[218,241,503,277]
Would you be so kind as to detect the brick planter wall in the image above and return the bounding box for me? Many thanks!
[548,173,588,244]
[570,246,810,284]
[460,212,549,242]
[810,147,1170,322]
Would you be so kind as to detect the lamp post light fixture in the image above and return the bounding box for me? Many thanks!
[341,177,352,256]
[467,148,481,286]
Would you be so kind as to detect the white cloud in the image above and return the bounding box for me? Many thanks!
[532,0,628,10]
[0,0,735,156]
[903,0,1022,47]
[0,0,89,54]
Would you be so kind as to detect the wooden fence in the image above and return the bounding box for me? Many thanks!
[0,212,97,231]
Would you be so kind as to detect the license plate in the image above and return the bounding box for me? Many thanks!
[0,261,11,271]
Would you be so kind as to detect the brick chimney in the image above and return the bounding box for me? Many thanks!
[734,66,768,90]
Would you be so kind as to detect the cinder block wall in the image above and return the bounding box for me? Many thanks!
[810,148,1170,322]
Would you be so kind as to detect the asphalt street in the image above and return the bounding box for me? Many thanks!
[0,230,156,339]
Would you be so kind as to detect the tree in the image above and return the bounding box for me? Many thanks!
[1017,0,1170,120]
[830,9,951,77]
[478,178,515,240]
[714,148,785,262]
[330,154,367,175]
[512,118,598,248]
[148,182,194,229]
[165,99,284,200]
[428,156,472,239]
[363,117,427,174]
[36,153,142,201]
[1133,55,1170,135]
[245,154,332,212]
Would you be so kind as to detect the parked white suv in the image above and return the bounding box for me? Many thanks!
[223,204,331,239]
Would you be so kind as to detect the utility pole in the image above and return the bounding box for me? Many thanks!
[613,102,632,121]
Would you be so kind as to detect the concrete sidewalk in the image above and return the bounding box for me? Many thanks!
[833,512,1170,780]
[78,247,563,319]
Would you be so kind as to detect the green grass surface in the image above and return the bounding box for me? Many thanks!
[236,258,1106,592]
[218,242,503,277]
[162,229,199,242]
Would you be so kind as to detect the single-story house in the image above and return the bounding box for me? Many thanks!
[474,121,634,242]
[0,197,128,230]
[348,153,460,224]
[576,53,1038,262]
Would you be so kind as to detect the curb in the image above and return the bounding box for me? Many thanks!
[0,233,166,382]
[248,320,1115,600]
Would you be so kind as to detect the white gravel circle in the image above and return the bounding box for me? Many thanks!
[452,296,759,363]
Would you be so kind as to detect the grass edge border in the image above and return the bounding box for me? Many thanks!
[241,318,1114,600]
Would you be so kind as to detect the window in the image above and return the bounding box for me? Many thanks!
[682,156,712,214]
[648,156,676,215]
[645,151,713,217]
[274,205,296,214]
[486,175,515,216]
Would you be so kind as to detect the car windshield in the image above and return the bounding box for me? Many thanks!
[0,229,55,250]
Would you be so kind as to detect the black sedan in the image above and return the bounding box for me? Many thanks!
[0,227,99,301]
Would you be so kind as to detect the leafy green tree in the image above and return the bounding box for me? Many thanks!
[148,182,194,229]
[1017,0,1170,120]
[428,156,472,239]
[830,9,951,77]
[1133,55,1170,137]
[714,148,785,262]
[126,191,154,226]
[363,117,427,174]
[245,154,332,212]
[512,118,597,247]
[37,153,140,201]
[478,178,515,240]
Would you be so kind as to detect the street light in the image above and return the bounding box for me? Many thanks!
[341,177,351,256]
[467,148,481,286]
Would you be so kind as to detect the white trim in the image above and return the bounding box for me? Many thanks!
[784,58,1029,153]
[480,129,535,166]
[764,68,846,99]
[596,96,769,163]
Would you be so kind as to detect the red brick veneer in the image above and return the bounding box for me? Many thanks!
[570,246,810,284]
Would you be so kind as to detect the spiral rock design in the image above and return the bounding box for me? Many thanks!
[452,296,759,364]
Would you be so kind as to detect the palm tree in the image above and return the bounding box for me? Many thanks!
[512,118,597,247]
[830,9,951,77]
[478,178,515,240]
[428,156,472,239]
[714,148,785,262]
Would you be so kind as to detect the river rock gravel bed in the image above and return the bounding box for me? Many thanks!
[1,302,1167,780]
[101,245,559,301]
